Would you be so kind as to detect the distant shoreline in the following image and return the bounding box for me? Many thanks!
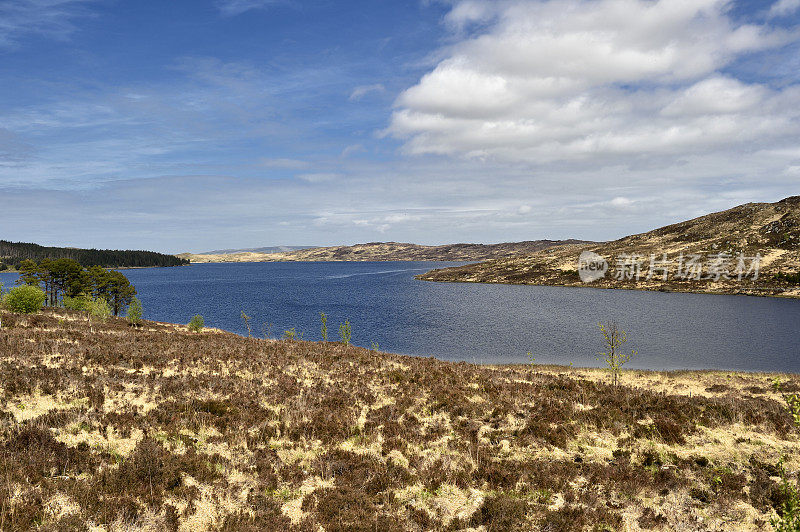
[417,270,800,299]
[0,264,188,274]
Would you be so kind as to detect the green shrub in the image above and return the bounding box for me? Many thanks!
[320,312,328,342]
[339,320,352,346]
[774,271,800,285]
[87,298,111,321]
[772,385,800,531]
[772,459,800,532]
[188,314,204,333]
[63,296,90,311]
[282,328,297,341]
[6,285,46,314]
[127,297,143,326]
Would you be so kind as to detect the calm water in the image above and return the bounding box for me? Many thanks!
[2,261,799,372]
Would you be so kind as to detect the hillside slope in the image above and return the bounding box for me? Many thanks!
[199,245,316,255]
[178,240,594,264]
[419,196,800,298]
[1,309,798,530]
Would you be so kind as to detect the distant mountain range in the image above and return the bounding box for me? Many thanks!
[177,240,595,263]
[419,196,800,298]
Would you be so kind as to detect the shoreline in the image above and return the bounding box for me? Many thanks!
[151,315,800,376]
[416,271,800,300]
[0,264,188,274]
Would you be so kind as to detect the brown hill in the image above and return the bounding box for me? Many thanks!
[178,239,594,263]
[419,196,800,298]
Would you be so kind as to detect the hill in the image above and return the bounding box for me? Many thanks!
[178,240,594,264]
[0,240,188,270]
[1,308,798,530]
[198,245,316,255]
[419,196,800,298]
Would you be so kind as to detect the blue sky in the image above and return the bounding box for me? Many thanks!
[1,0,799,252]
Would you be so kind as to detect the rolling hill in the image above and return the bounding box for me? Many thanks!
[177,240,594,264]
[198,245,316,255]
[419,196,800,298]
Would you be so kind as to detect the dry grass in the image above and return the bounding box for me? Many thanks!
[0,309,798,530]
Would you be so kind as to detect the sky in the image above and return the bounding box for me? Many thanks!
[1,0,799,253]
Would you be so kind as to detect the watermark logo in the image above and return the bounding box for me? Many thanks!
[577,251,761,283]
[578,251,609,283]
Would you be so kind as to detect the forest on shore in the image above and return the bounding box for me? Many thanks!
[0,240,188,270]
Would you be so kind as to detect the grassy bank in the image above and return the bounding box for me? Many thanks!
[0,309,798,530]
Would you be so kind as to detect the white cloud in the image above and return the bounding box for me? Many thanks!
[341,144,366,157]
[349,84,386,101]
[444,1,495,30]
[259,157,309,169]
[389,0,800,165]
[769,0,800,18]
[0,0,95,47]
[296,172,340,183]
[215,0,285,16]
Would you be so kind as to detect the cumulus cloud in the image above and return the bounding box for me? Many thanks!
[389,0,800,165]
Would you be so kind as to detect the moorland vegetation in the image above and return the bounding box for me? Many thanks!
[0,305,798,530]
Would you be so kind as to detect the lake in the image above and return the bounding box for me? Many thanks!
[2,261,799,372]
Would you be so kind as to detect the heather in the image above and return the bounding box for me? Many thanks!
[0,309,798,530]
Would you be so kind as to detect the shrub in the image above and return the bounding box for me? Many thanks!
[772,459,800,532]
[282,328,297,341]
[87,298,111,321]
[127,297,143,326]
[471,493,528,531]
[772,390,800,531]
[320,312,328,341]
[188,314,204,333]
[6,285,46,314]
[339,319,352,345]
[597,321,636,386]
[63,296,90,311]
[241,311,252,337]
[774,271,800,285]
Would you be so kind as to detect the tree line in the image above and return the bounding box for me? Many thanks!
[0,240,188,270]
[16,258,137,316]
